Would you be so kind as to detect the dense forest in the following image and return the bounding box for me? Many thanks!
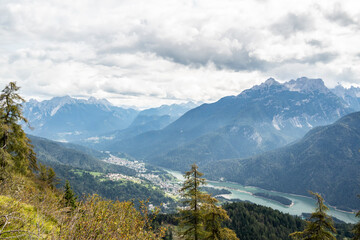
[156,201,357,240]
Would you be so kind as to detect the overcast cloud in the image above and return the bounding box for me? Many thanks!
[0,0,359,108]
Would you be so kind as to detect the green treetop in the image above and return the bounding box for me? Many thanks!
[202,194,238,240]
[179,163,207,240]
[63,180,77,210]
[353,195,360,240]
[290,191,336,240]
[179,163,238,240]
[0,82,36,178]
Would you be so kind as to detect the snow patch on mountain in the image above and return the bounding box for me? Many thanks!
[86,135,115,143]
[272,115,283,130]
[250,131,263,145]
[230,126,239,133]
[50,105,61,116]
[290,117,303,128]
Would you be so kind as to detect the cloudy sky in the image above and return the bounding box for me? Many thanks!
[1,0,360,108]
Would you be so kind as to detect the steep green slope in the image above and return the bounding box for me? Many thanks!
[29,135,134,174]
[28,135,174,208]
[203,112,360,209]
[50,162,174,208]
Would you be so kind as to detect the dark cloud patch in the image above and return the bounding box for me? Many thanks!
[118,91,146,97]
[101,83,163,98]
[337,67,359,84]
[96,28,271,72]
[103,87,145,97]
[326,6,357,26]
[307,39,323,48]
[281,52,338,66]
[271,13,314,38]
[8,53,22,64]
[152,43,271,71]
[301,52,338,64]
[0,6,14,30]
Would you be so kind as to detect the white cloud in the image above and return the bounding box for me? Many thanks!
[0,0,360,108]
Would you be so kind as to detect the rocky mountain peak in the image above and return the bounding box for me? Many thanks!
[87,97,113,107]
[285,77,329,94]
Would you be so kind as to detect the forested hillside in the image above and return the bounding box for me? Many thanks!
[29,135,130,173]
[223,201,355,240]
[28,135,175,207]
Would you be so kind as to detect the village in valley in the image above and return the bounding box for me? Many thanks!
[103,154,181,197]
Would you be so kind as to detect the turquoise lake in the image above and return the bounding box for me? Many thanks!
[165,169,358,224]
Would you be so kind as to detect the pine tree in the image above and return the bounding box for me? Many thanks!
[290,191,336,240]
[39,163,48,181]
[38,163,58,188]
[202,194,238,240]
[0,82,36,178]
[354,211,360,240]
[63,180,77,210]
[179,163,238,240]
[46,167,56,187]
[353,195,360,240]
[179,163,207,240]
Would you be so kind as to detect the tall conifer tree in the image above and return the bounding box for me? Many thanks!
[63,180,77,210]
[179,163,238,240]
[353,195,360,240]
[0,82,36,178]
[290,191,336,240]
[179,163,207,240]
[354,211,360,240]
[202,195,238,240]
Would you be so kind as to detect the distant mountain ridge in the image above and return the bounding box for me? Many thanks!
[81,102,198,149]
[24,96,139,142]
[331,85,360,110]
[202,111,360,210]
[24,96,197,143]
[109,77,354,170]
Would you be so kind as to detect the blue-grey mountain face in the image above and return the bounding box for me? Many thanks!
[23,96,138,142]
[202,111,360,210]
[109,77,354,170]
[80,102,198,149]
[331,85,360,111]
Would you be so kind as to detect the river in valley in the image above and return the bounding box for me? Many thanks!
[165,169,358,224]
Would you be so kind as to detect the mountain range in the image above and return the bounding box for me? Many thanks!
[23,96,197,143]
[332,85,360,110]
[108,77,357,170]
[23,96,138,142]
[202,111,360,209]
[23,76,360,210]
[81,102,198,149]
